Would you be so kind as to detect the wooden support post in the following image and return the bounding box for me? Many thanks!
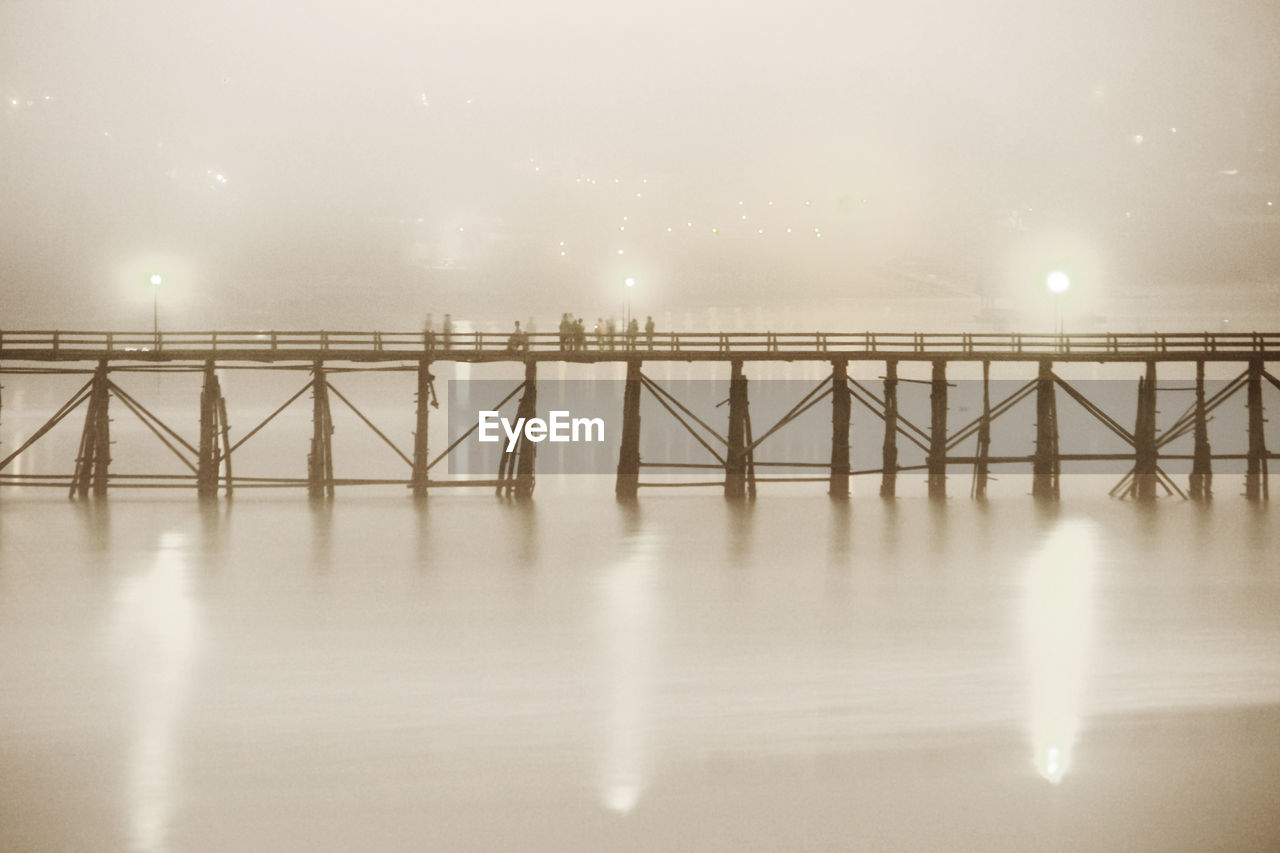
[197,360,223,499]
[71,360,111,499]
[880,360,898,498]
[829,359,850,499]
[927,359,948,499]
[1245,358,1268,501]
[1032,359,1060,499]
[217,392,233,498]
[724,359,748,499]
[513,359,538,499]
[1190,360,1212,500]
[615,359,642,499]
[973,361,991,499]
[308,361,334,499]
[1133,361,1158,501]
[412,359,434,498]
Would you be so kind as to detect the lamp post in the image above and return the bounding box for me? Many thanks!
[624,277,636,328]
[1045,270,1069,338]
[149,273,163,345]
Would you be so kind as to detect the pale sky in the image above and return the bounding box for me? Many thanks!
[2,0,1278,326]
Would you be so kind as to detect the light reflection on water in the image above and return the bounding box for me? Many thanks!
[597,518,658,814]
[108,530,200,853]
[1021,517,1097,784]
[0,490,1277,850]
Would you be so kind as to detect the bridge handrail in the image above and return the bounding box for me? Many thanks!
[0,329,1277,355]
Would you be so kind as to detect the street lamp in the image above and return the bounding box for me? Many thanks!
[624,277,636,327]
[149,273,162,344]
[1045,270,1070,337]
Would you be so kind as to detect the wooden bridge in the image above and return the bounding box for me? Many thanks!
[1,330,1277,502]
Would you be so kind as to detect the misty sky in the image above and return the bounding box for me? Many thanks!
[2,0,1278,327]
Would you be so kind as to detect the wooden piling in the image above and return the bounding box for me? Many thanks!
[829,359,851,499]
[71,360,111,499]
[513,359,538,499]
[615,359,642,499]
[973,361,991,499]
[1133,361,1158,501]
[412,359,433,498]
[216,392,233,497]
[1246,358,1268,501]
[197,360,224,499]
[725,359,748,499]
[927,360,947,499]
[1032,359,1060,499]
[308,361,335,499]
[1190,360,1212,500]
[880,360,898,498]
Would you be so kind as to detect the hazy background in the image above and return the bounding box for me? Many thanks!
[2,0,1279,328]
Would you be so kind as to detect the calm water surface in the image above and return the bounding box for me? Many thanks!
[2,485,1278,851]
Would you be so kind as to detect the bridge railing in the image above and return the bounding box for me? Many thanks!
[0,329,1276,355]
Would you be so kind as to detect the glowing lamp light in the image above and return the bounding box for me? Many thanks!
[149,274,163,287]
[625,277,636,288]
[1046,271,1070,294]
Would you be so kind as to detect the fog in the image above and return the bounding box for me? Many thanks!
[2,0,1278,328]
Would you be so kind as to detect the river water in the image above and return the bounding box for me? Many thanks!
[1,479,1278,851]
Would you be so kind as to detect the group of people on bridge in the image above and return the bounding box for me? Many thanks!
[557,314,656,351]
[424,311,658,353]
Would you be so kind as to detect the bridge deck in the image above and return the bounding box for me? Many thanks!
[0,330,1277,363]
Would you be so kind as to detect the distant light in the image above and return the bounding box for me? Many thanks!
[1132,134,1144,145]
[1046,271,1071,294]
[786,227,792,233]
[458,226,464,232]
[1170,127,1177,133]
[738,200,744,206]
[149,274,163,286]
[625,277,636,287]
[711,227,719,234]
[757,228,764,234]
[559,241,565,246]
[9,99,17,106]
[741,214,747,220]
[686,222,693,227]
[617,249,624,255]
[767,201,774,206]
[1268,201,1274,207]
[560,251,566,256]
[619,226,625,231]
[666,227,672,232]
[804,200,811,206]
[635,193,642,198]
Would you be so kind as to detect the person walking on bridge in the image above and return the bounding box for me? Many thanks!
[645,315,655,350]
